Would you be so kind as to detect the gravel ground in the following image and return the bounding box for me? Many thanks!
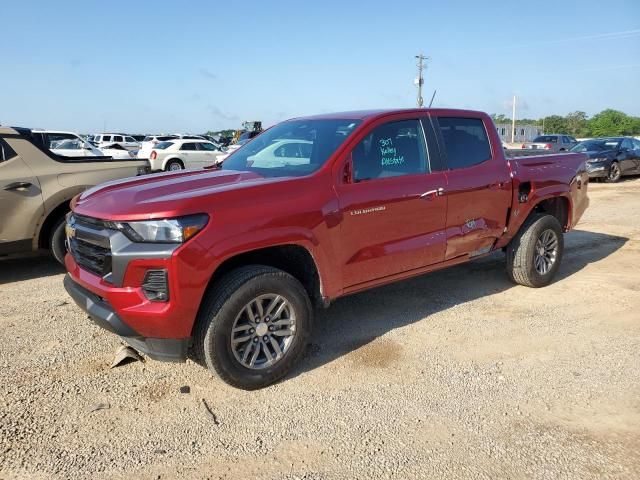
[1,178,639,480]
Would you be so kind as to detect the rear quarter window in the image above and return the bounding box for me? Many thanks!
[437,117,492,169]
[0,138,18,162]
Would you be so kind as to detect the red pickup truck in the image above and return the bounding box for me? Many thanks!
[63,109,589,389]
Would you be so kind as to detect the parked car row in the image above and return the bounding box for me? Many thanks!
[570,136,640,182]
[515,133,640,183]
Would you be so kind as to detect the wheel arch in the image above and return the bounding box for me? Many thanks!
[195,243,325,337]
[163,156,185,170]
[37,199,73,249]
[531,195,570,231]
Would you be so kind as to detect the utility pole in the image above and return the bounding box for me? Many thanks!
[511,95,516,143]
[415,54,428,108]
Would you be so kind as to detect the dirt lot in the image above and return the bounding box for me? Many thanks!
[1,178,639,479]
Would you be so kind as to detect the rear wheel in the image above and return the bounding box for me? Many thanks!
[506,213,564,288]
[193,265,312,390]
[605,162,621,183]
[165,160,184,172]
[49,217,67,265]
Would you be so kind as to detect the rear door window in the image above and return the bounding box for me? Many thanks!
[352,119,429,182]
[113,135,123,142]
[180,142,198,151]
[436,117,492,169]
[197,142,217,151]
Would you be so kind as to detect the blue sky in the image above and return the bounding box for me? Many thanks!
[1,0,639,133]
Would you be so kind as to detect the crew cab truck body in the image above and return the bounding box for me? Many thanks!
[0,127,150,263]
[63,109,589,389]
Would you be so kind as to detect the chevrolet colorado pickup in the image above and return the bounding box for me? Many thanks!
[0,127,149,264]
[63,109,589,389]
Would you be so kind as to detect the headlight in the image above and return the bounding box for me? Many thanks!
[587,157,607,164]
[114,214,208,243]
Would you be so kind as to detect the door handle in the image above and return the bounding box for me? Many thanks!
[489,182,505,190]
[420,187,445,199]
[3,181,32,191]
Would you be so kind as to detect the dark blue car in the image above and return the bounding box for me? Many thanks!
[571,137,640,182]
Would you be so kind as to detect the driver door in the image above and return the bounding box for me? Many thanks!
[336,117,447,287]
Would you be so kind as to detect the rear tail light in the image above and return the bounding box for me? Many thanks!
[142,269,169,302]
[150,151,157,160]
[545,143,553,150]
[521,144,526,149]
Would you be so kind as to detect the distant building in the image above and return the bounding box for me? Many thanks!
[495,124,542,143]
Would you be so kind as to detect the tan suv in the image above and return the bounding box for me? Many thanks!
[0,126,150,264]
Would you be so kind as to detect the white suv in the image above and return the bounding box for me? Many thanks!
[93,133,141,151]
[149,139,224,171]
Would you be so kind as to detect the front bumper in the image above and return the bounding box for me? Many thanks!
[64,274,190,362]
[586,162,609,178]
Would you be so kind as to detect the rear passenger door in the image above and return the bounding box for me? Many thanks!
[620,138,637,174]
[0,137,44,253]
[196,142,219,166]
[179,142,199,167]
[632,139,640,172]
[432,116,512,260]
[337,117,448,286]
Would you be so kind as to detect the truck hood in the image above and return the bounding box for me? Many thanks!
[73,168,279,220]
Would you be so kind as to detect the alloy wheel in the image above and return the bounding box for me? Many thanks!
[608,163,621,182]
[534,229,558,275]
[230,294,296,369]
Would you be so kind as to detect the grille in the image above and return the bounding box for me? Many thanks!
[68,215,112,277]
[70,238,111,276]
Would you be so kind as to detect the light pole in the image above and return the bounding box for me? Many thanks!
[511,95,516,143]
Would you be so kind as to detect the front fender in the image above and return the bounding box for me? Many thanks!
[189,225,340,302]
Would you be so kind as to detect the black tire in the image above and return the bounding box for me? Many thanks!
[193,265,312,390]
[506,213,564,288]
[605,162,621,183]
[165,160,184,172]
[49,217,67,265]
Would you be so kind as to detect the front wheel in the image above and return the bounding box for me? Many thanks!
[49,217,67,265]
[506,213,564,288]
[193,266,312,390]
[605,162,621,183]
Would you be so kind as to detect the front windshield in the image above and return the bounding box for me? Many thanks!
[222,119,361,177]
[571,139,620,152]
[46,133,93,151]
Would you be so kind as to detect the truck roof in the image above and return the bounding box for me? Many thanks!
[295,108,488,121]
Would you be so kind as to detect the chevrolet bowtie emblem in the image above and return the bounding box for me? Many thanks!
[65,223,76,239]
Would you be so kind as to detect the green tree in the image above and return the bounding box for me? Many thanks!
[542,115,568,134]
[565,111,588,137]
[490,113,510,124]
[587,109,636,136]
